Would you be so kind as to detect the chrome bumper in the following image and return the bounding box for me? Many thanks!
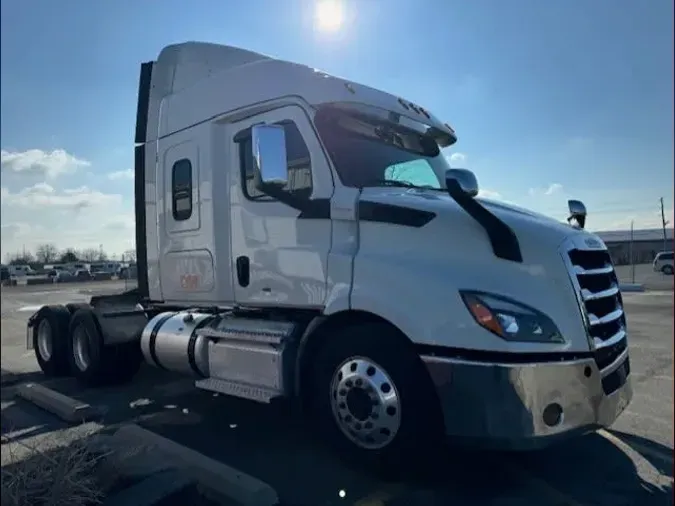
[421,347,632,450]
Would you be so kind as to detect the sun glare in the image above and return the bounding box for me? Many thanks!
[315,1,344,33]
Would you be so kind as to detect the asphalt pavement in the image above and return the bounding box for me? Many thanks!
[1,279,672,506]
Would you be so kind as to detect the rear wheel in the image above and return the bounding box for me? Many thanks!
[67,308,142,387]
[32,306,71,377]
[310,322,444,472]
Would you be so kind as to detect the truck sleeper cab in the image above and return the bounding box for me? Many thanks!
[26,42,632,466]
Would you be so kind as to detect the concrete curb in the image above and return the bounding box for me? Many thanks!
[16,382,100,423]
[619,283,646,293]
[1,368,18,386]
[111,424,279,506]
[102,469,195,506]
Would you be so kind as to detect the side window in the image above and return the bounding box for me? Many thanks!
[172,158,193,221]
[384,159,441,188]
[239,121,313,201]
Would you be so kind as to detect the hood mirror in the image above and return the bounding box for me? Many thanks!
[445,169,479,198]
[567,199,587,229]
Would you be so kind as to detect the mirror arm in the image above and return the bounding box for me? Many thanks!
[256,183,299,208]
[256,183,329,218]
[567,215,586,229]
[446,179,523,263]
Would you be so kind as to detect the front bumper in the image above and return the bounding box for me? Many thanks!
[421,346,632,450]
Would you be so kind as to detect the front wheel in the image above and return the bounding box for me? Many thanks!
[662,265,673,275]
[310,323,444,471]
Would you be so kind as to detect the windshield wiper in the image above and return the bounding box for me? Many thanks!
[366,180,445,191]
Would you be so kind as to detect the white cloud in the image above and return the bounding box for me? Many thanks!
[447,152,467,164]
[477,188,502,200]
[602,208,675,232]
[1,149,90,179]
[1,174,134,260]
[1,222,33,240]
[529,183,564,196]
[108,169,134,181]
[1,183,121,211]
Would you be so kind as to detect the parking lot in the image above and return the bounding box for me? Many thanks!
[1,277,672,506]
[615,263,674,292]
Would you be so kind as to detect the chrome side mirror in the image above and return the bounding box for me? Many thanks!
[445,168,479,198]
[567,199,587,229]
[251,124,288,188]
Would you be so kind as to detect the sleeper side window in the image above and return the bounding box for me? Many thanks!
[238,121,313,202]
[172,158,193,221]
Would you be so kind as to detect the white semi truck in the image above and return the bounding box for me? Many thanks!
[26,42,632,465]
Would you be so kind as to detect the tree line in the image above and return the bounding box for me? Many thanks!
[4,243,136,266]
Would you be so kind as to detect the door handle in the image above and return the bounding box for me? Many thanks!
[236,256,250,287]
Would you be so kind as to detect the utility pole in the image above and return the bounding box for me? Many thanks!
[660,197,669,252]
[630,220,635,283]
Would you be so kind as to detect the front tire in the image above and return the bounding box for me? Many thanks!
[310,322,444,471]
[662,265,673,275]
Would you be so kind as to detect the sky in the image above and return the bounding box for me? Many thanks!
[1,0,673,260]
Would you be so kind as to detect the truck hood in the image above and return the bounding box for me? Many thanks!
[359,187,590,250]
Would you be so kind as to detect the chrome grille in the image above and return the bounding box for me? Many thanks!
[566,248,627,358]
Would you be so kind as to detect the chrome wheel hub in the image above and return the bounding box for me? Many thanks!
[330,357,401,450]
[72,326,91,372]
[37,319,53,362]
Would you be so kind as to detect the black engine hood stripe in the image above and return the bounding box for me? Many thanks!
[358,200,436,228]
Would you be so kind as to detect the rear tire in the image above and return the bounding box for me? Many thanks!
[66,302,90,315]
[309,322,444,473]
[32,306,71,377]
[67,308,142,387]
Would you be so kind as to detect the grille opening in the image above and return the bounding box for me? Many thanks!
[592,319,624,341]
[577,274,615,292]
[586,297,619,318]
[594,338,627,370]
[568,249,612,270]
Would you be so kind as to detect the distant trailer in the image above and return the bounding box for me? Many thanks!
[90,262,122,274]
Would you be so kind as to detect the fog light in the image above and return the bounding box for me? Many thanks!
[543,403,563,427]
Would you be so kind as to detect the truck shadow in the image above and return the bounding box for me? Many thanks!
[5,367,673,506]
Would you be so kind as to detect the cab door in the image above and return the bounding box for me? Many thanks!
[228,105,333,308]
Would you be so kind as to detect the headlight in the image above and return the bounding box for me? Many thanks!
[460,291,564,343]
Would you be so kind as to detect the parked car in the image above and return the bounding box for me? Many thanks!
[653,251,673,275]
[51,270,74,283]
[74,269,94,281]
[118,264,137,280]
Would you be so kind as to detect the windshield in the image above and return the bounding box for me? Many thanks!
[314,105,451,190]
